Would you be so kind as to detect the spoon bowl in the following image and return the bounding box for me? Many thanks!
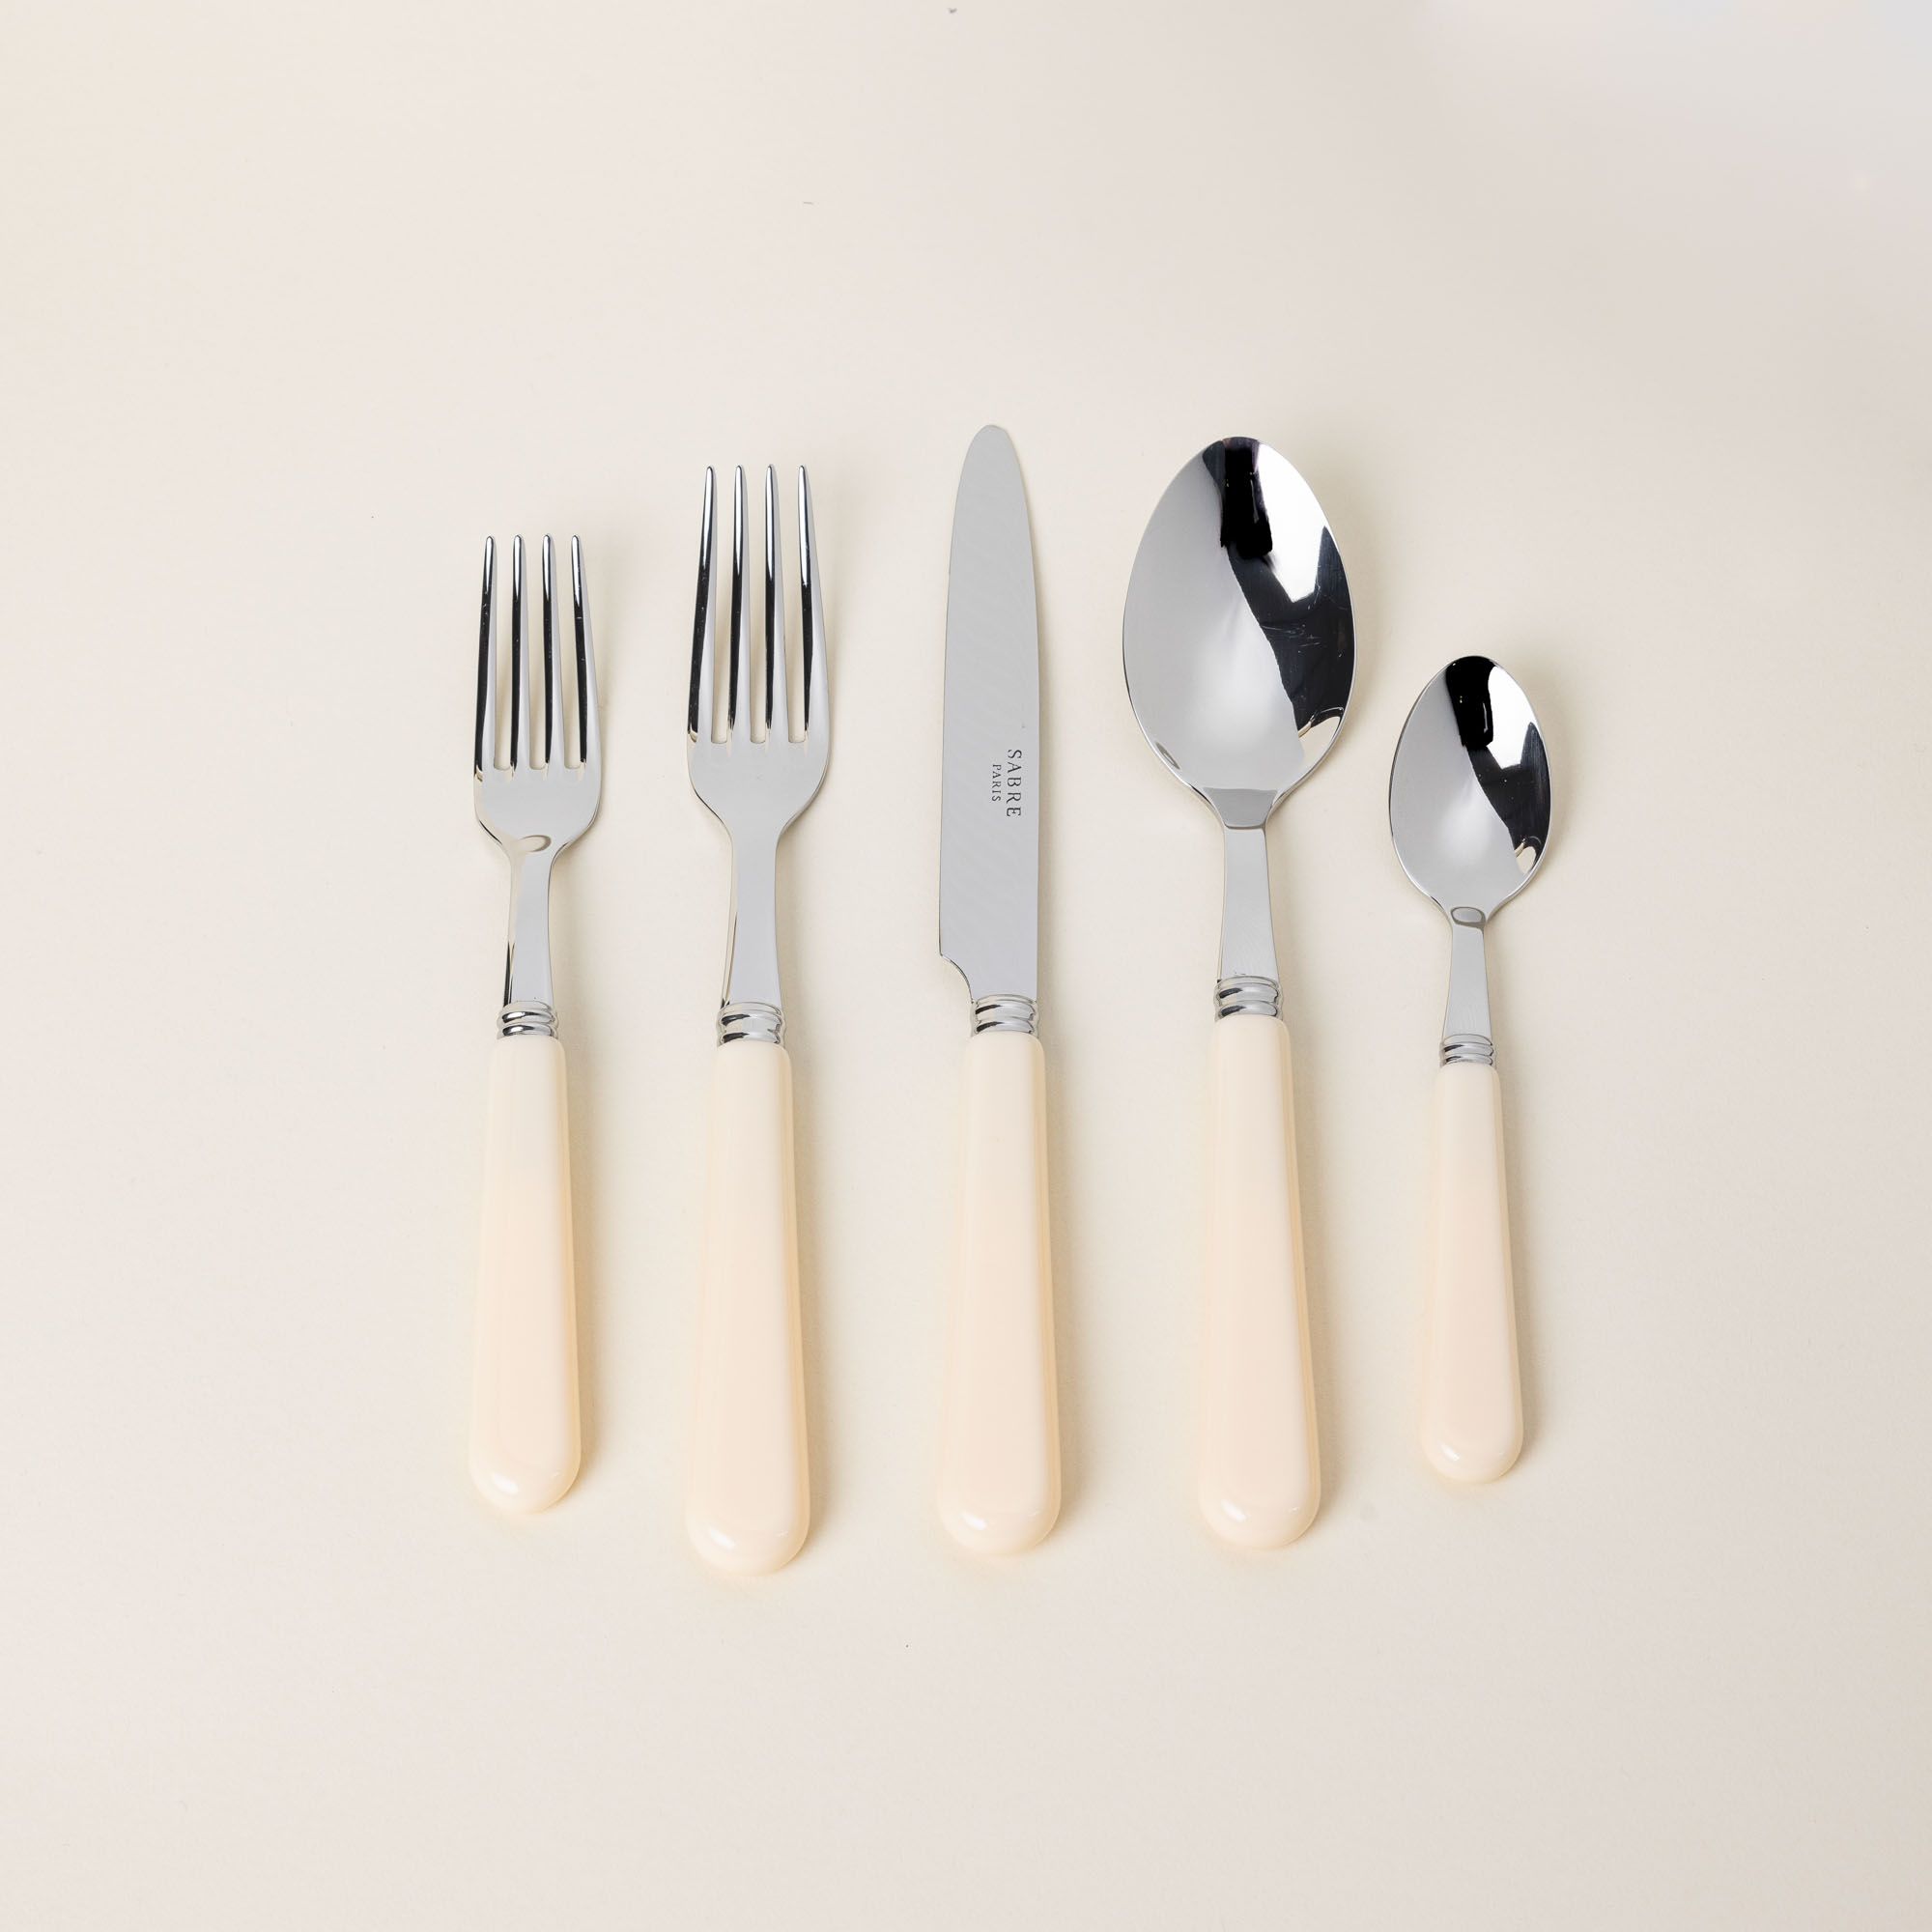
[1390,657,1550,921]
[1123,438,1353,828]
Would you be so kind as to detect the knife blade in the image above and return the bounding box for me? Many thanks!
[940,424,1038,1012]
[935,425,1059,1556]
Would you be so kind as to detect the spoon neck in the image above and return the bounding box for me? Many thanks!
[1442,910,1494,1065]
[1216,823,1280,1019]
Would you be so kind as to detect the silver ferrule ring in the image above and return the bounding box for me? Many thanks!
[1441,1032,1495,1067]
[1214,976,1280,1021]
[499,1003,557,1039]
[973,994,1037,1037]
[720,1001,784,1047]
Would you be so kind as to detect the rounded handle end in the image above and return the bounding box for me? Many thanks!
[1421,1421,1522,1486]
[938,1480,1059,1557]
[686,1494,809,1577]
[471,1441,580,1516]
[1199,1468,1319,1549]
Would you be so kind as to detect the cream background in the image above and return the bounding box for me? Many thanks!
[4,3,1929,1926]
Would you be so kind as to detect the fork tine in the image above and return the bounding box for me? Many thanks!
[474,537,497,776]
[764,466,788,743]
[688,469,716,741]
[799,468,828,735]
[508,537,528,770]
[539,537,559,766]
[728,467,749,743]
[572,536,598,770]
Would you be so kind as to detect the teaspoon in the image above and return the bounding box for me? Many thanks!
[1388,656,1551,1482]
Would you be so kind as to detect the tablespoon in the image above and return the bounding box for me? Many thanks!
[1123,438,1353,1548]
[1389,656,1551,1483]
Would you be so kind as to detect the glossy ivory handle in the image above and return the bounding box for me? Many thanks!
[1199,1013,1320,1548]
[687,1040,809,1575]
[1421,1061,1522,1482]
[470,1034,581,1513]
[937,1029,1060,1554]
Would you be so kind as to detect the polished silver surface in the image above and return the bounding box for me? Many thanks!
[1388,656,1551,1065]
[687,465,830,1046]
[472,535,602,1038]
[940,425,1039,1031]
[972,993,1038,1036]
[1122,439,1354,1013]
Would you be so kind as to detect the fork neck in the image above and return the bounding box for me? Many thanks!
[720,835,783,1046]
[499,840,558,1038]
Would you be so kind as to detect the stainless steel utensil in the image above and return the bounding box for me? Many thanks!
[469,535,602,1513]
[1389,655,1550,1482]
[936,425,1058,1555]
[1122,439,1354,1548]
[684,465,829,1574]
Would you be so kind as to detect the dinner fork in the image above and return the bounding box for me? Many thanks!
[685,466,829,1574]
[470,535,601,1513]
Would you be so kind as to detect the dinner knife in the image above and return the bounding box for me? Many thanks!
[936,424,1060,1554]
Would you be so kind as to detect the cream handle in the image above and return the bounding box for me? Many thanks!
[1199,1013,1320,1548]
[469,1034,581,1513]
[687,1040,810,1575]
[1420,1061,1522,1482]
[936,1029,1060,1554]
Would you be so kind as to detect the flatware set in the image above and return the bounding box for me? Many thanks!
[464,433,1557,1560]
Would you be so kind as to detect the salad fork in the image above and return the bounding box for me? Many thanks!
[685,465,829,1574]
[469,535,601,1513]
